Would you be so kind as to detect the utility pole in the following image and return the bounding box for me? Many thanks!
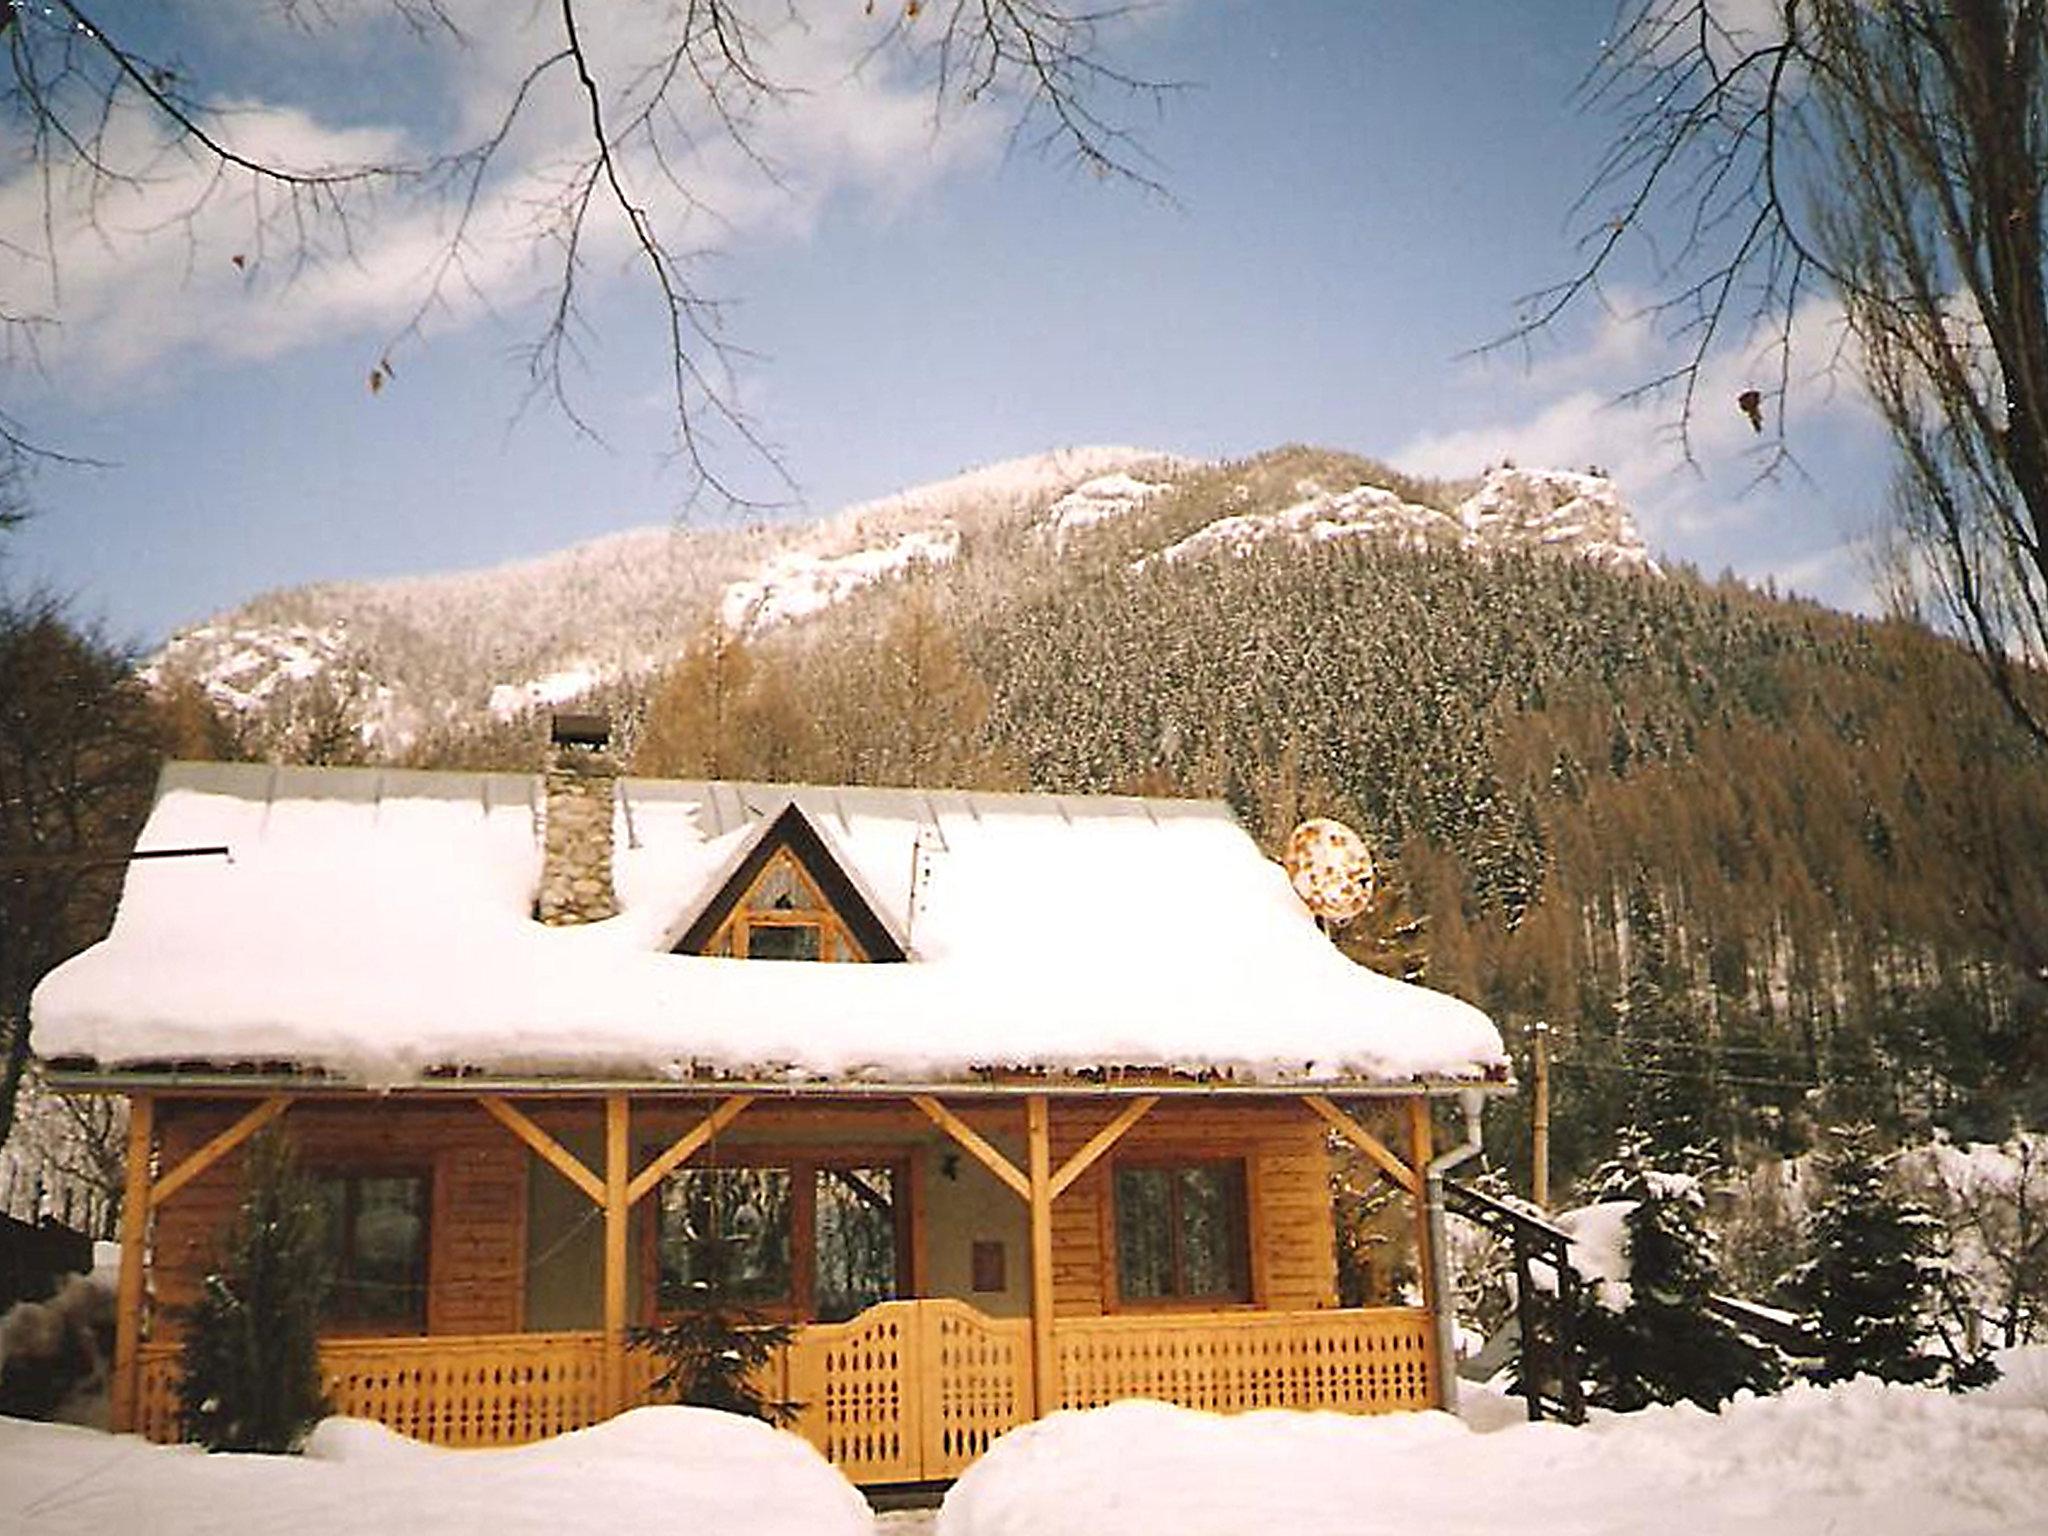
[1531,1019,1551,1211]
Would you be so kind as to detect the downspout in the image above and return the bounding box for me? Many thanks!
[1427,1088,1487,1413]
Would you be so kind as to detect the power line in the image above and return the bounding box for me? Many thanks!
[1553,1058,1888,1093]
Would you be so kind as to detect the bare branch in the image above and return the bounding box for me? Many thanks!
[1511,1,2048,749]
[3,1,1170,510]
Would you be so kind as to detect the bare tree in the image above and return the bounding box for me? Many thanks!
[1529,1,2048,746]
[2,2,1168,510]
[0,592,164,1147]
[1904,1132,2048,1348]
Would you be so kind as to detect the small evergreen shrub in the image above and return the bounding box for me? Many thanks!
[629,1222,798,1425]
[1787,1123,1996,1390]
[1578,1133,1782,1412]
[176,1128,331,1452]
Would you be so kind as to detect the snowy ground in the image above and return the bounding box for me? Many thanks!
[0,1407,871,1536]
[3,1361,2043,1535]
[939,1357,2048,1536]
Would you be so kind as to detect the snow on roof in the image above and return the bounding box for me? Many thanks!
[31,762,1506,1090]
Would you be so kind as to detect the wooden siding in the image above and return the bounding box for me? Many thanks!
[1043,1099,1339,1316]
[145,1094,1339,1343]
[149,1100,527,1342]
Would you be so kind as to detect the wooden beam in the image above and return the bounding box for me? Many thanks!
[478,1095,604,1205]
[149,1095,291,1210]
[1302,1094,1418,1195]
[603,1093,630,1416]
[1408,1094,1442,1408]
[1026,1095,1056,1416]
[625,1095,754,1207]
[110,1094,153,1434]
[1049,1095,1158,1201]
[911,1094,1029,1202]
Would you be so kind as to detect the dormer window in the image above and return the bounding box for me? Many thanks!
[703,848,865,962]
[673,802,906,963]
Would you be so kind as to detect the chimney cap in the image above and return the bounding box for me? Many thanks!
[550,713,611,748]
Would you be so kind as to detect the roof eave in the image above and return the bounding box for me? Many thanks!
[42,1062,1517,1099]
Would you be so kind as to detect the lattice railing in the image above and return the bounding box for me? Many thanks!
[785,1302,918,1483]
[134,1305,1427,1472]
[779,1298,1032,1483]
[920,1299,1033,1473]
[134,1342,183,1444]
[135,1331,612,1447]
[1052,1306,1434,1416]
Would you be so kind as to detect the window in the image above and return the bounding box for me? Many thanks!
[314,1170,429,1328]
[656,1166,795,1309]
[1113,1160,1250,1304]
[655,1156,906,1322]
[703,850,864,962]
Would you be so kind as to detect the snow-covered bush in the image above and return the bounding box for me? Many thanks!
[1572,1136,1781,1411]
[1714,1153,1812,1300]
[1897,1131,2048,1349]
[1440,1169,1520,1342]
[0,1269,113,1424]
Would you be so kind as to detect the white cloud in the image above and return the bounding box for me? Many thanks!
[1398,294,1867,528]
[1392,292,1890,611]
[0,5,1004,386]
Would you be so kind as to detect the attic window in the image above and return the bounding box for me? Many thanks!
[706,848,866,962]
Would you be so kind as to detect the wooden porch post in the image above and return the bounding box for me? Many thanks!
[1406,1095,1442,1406]
[604,1093,630,1416]
[111,1093,154,1434]
[1026,1094,1055,1416]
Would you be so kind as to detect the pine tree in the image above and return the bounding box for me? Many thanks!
[1784,1124,1944,1385]
[1578,1132,1781,1411]
[176,1129,331,1452]
[1617,879,1717,1160]
[629,1198,799,1424]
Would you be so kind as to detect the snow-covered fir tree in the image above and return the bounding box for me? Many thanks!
[176,1130,331,1452]
[1784,1123,1945,1386]
[1578,1131,1781,1412]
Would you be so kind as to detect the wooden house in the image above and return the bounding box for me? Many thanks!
[33,732,1508,1483]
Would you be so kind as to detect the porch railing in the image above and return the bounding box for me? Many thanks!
[135,1330,612,1448]
[133,1302,1432,1474]
[1054,1304,1434,1416]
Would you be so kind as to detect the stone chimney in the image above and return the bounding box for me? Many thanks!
[537,713,620,925]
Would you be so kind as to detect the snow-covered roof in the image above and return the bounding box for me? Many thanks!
[31,763,1507,1091]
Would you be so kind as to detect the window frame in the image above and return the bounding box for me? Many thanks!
[704,849,868,963]
[311,1164,433,1336]
[646,1144,916,1324]
[1108,1156,1255,1311]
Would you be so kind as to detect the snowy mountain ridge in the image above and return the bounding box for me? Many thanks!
[1143,466,1658,575]
[144,446,1657,755]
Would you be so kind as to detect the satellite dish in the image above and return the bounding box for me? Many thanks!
[1284,818,1376,926]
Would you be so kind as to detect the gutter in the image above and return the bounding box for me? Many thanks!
[1426,1086,1488,1413]
[43,1066,1517,1101]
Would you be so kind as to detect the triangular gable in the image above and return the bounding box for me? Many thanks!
[672,802,907,962]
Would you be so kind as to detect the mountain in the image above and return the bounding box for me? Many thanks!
[1144,465,1657,574]
[144,446,1650,750]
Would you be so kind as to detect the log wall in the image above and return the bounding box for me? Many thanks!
[149,1099,527,1340]
[1040,1098,1340,1316]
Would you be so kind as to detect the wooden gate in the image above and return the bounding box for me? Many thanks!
[785,1298,1033,1483]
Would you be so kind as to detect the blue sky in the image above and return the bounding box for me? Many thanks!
[2,1,1888,647]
